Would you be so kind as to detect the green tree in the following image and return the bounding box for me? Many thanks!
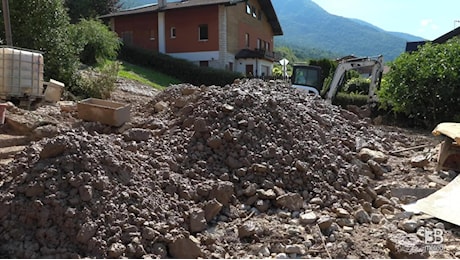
[70,19,121,66]
[65,0,122,24]
[0,0,80,86]
[379,38,460,126]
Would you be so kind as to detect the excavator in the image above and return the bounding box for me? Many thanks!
[291,55,384,104]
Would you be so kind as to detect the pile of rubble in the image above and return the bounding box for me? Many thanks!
[0,79,457,258]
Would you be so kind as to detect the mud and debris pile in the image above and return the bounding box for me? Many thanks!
[0,79,452,258]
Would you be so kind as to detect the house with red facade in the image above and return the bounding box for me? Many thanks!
[101,0,283,77]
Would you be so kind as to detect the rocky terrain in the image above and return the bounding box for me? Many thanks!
[0,78,459,258]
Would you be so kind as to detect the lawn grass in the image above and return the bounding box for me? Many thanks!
[117,61,181,90]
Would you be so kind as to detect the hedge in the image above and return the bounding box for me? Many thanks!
[118,45,243,87]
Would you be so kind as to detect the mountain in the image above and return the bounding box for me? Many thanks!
[119,0,424,61]
[272,0,424,61]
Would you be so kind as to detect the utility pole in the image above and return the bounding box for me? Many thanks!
[2,0,12,45]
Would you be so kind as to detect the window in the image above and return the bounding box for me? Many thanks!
[199,61,209,67]
[265,41,270,51]
[199,24,208,41]
[121,31,133,45]
[150,30,155,40]
[252,6,257,18]
[257,38,261,49]
[171,27,176,38]
[245,33,250,48]
[228,62,233,71]
[246,4,251,14]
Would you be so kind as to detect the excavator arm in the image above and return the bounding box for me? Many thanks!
[325,55,383,104]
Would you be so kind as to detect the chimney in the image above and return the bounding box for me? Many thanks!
[158,0,166,8]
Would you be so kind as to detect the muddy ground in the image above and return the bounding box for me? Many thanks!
[0,78,459,258]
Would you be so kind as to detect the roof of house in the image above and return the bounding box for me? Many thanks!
[406,26,460,52]
[433,26,460,44]
[100,0,283,36]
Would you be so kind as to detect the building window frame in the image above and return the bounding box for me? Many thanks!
[245,33,250,48]
[171,27,176,38]
[199,24,208,41]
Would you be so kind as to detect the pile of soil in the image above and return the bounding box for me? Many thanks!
[0,79,457,258]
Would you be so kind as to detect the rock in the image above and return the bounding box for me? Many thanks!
[142,227,156,240]
[386,232,429,258]
[168,236,202,259]
[255,200,270,213]
[238,221,257,239]
[225,156,242,169]
[335,208,350,218]
[193,117,208,133]
[204,199,223,222]
[295,160,308,172]
[78,185,93,202]
[154,101,168,112]
[275,253,289,259]
[370,213,384,224]
[359,148,388,163]
[258,246,270,257]
[209,181,234,206]
[206,135,222,149]
[285,244,306,255]
[76,222,98,243]
[336,218,355,227]
[221,104,234,113]
[108,242,126,258]
[310,197,324,206]
[317,216,333,231]
[373,195,392,208]
[189,208,207,233]
[40,140,68,159]
[399,220,419,233]
[152,243,168,258]
[354,209,371,224]
[410,154,429,168]
[243,184,257,197]
[367,159,386,177]
[299,212,318,225]
[123,128,152,142]
[275,193,304,211]
[257,189,276,200]
[252,163,268,174]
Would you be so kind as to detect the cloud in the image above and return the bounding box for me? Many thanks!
[420,19,433,27]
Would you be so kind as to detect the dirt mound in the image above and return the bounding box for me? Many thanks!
[0,79,427,258]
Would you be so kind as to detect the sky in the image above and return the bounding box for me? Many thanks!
[311,0,460,40]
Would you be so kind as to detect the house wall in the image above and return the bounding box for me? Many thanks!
[164,5,219,53]
[113,12,158,51]
[226,0,274,53]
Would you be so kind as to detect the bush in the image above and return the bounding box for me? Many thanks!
[72,61,120,99]
[70,19,121,66]
[379,38,460,127]
[0,0,80,86]
[119,45,243,86]
[333,92,368,107]
[343,77,370,94]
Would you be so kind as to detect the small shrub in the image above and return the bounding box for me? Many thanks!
[72,62,120,99]
[343,77,370,94]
